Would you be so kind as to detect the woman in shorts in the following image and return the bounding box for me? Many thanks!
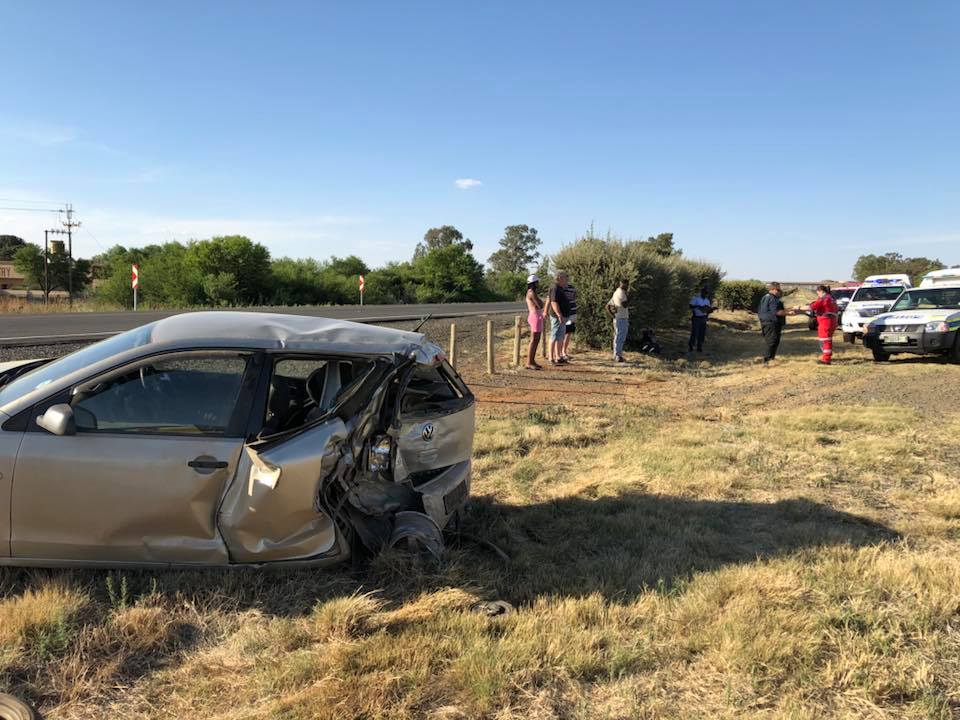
[525,274,544,369]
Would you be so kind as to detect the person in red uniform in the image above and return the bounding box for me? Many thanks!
[807,285,839,364]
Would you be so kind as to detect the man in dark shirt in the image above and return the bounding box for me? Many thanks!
[757,282,792,363]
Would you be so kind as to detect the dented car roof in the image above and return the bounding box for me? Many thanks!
[149,312,435,356]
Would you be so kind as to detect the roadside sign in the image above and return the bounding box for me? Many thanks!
[359,274,365,306]
[132,264,139,311]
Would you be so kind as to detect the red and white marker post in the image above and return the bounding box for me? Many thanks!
[359,274,365,307]
[131,264,139,311]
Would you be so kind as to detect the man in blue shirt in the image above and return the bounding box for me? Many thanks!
[757,282,792,363]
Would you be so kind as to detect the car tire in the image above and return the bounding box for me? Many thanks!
[951,333,960,364]
[872,347,890,363]
[843,332,855,344]
[0,693,37,720]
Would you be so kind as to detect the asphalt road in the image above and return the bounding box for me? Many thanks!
[0,302,526,346]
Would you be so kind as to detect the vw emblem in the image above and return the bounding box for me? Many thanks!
[421,423,435,441]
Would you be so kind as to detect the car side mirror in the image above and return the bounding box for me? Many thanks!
[36,404,76,436]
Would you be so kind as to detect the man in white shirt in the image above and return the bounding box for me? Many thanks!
[688,287,715,352]
[605,279,630,362]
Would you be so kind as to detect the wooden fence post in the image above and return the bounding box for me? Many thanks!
[486,320,494,374]
[449,323,457,368]
[513,315,521,366]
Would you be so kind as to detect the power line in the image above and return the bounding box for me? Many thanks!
[0,206,62,213]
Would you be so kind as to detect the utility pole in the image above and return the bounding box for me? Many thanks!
[45,228,69,304]
[43,230,49,305]
[61,204,80,307]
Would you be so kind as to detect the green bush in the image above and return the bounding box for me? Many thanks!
[485,270,528,300]
[552,230,721,349]
[715,280,768,311]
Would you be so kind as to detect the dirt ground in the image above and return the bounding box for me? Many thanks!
[413,311,960,417]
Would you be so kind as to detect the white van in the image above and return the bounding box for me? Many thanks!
[841,274,912,343]
[919,267,960,288]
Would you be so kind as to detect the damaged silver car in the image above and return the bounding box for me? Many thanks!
[0,312,474,567]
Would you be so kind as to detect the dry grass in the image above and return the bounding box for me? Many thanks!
[0,297,121,314]
[2,312,960,719]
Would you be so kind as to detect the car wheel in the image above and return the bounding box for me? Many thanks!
[0,693,37,720]
[872,347,890,363]
[843,332,855,344]
[951,333,960,364]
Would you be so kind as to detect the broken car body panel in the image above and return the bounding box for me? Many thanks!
[0,312,473,568]
[220,422,347,563]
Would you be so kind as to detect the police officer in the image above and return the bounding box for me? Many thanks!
[757,282,793,363]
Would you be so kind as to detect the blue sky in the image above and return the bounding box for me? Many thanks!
[1,1,957,280]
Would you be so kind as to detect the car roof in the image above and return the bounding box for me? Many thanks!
[148,311,431,356]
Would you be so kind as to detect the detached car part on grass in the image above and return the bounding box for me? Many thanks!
[0,312,474,568]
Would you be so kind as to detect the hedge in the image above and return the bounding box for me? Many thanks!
[551,232,722,350]
[714,280,768,311]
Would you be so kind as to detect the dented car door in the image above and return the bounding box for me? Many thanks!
[218,420,348,563]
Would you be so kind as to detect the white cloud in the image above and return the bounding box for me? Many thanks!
[454,178,482,190]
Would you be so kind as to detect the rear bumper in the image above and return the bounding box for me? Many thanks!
[414,459,471,529]
[864,330,954,354]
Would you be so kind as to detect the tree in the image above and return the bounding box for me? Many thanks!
[852,252,945,285]
[187,235,272,304]
[0,235,26,261]
[414,225,473,259]
[327,255,369,277]
[410,243,487,302]
[487,224,541,274]
[644,233,680,257]
[13,243,92,299]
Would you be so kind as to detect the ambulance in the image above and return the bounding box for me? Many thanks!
[863,280,960,363]
[840,274,911,343]
[919,267,960,288]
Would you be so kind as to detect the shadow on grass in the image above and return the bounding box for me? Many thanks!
[462,491,897,603]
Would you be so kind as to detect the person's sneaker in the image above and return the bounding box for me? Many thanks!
[616,356,626,363]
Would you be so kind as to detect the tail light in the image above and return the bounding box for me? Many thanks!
[368,435,392,473]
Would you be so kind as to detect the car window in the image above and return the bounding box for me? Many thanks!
[72,355,249,436]
[0,324,153,407]
[263,357,375,434]
[852,286,903,302]
[401,362,469,416]
[891,289,960,312]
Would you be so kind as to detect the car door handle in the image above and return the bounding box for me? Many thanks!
[188,458,228,470]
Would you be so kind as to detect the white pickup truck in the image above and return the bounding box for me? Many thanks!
[863,282,960,362]
[841,274,911,343]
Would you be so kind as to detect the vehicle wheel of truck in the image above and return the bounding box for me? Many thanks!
[951,333,960,364]
[843,332,854,344]
[0,693,37,720]
[871,347,890,362]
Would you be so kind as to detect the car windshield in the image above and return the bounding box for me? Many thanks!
[0,324,154,408]
[890,288,960,312]
[832,288,856,300]
[851,286,903,302]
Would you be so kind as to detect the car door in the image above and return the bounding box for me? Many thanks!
[10,351,258,565]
